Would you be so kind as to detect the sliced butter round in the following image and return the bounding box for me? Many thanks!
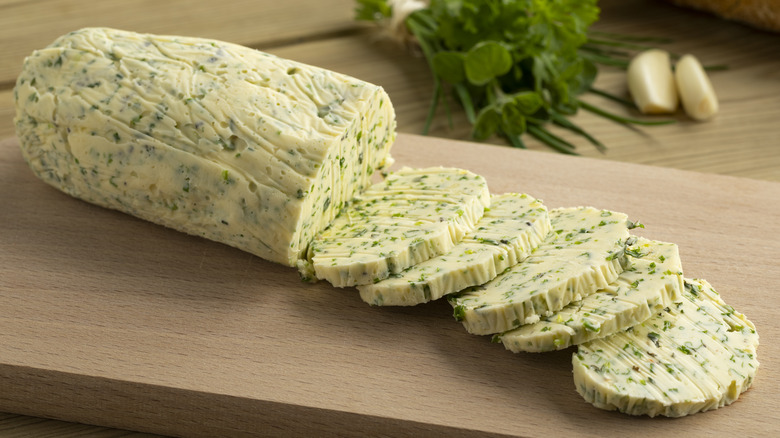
[499,237,683,352]
[449,207,631,335]
[573,278,759,417]
[310,167,490,287]
[358,192,551,306]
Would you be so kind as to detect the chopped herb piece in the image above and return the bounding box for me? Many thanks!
[583,320,600,333]
[647,332,661,347]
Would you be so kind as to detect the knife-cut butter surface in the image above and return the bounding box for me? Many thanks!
[573,279,759,417]
[498,237,683,352]
[357,193,550,306]
[449,207,631,335]
[14,27,395,267]
[309,167,490,287]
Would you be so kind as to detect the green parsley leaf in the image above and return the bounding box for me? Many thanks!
[355,0,680,153]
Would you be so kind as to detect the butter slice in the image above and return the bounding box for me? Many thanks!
[449,207,631,335]
[358,193,550,306]
[573,278,759,417]
[309,167,490,287]
[14,28,395,267]
[498,237,683,352]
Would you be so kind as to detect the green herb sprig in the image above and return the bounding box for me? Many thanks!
[356,0,676,154]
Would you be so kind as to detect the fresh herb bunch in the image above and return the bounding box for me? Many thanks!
[356,0,674,154]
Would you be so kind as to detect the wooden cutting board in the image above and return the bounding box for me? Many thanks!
[1,133,779,437]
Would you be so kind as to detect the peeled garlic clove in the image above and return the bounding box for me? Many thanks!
[675,54,719,121]
[627,49,678,114]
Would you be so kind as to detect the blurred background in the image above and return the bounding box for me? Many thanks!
[2,0,780,181]
[2,0,780,182]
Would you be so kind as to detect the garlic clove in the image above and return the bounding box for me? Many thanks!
[675,54,719,121]
[627,49,679,114]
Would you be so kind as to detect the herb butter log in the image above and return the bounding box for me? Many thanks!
[358,193,550,306]
[497,237,684,352]
[308,167,490,287]
[14,28,396,267]
[573,279,759,417]
[449,207,632,335]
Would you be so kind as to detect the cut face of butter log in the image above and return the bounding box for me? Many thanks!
[358,193,551,306]
[309,167,490,287]
[498,237,684,353]
[14,27,395,267]
[449,207,632,335]
[573,279,759,417]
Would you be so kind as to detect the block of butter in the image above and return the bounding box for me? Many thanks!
[14,27,396,267]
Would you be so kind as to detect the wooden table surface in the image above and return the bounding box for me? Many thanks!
[1,0,778,436]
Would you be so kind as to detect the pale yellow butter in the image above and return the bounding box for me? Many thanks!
[309,167,490,287]
[449,207,631,335]
[358,193,550,305]
[498,237,683,352]
[15,27,395,267]
[573,278,759,417]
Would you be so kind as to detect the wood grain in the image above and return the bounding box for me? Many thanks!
[0,0,356,85]
[0,412,160,438]
[1,133,779,437]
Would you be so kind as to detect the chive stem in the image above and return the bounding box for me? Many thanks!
[578,99,677,126]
